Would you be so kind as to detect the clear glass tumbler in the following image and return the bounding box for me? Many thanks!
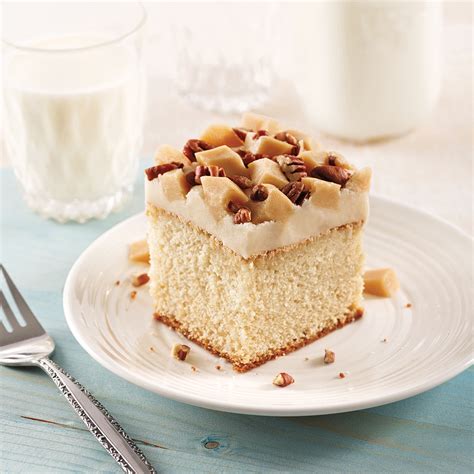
[2,2,147,223]
[175,2,274,114]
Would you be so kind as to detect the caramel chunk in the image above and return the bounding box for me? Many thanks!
[345,167,372,193]
[159,168,191,201]
[154,145,192,167]
[196,145,248,177]
[255,136,294,156]
[241,112,280,134]
[201,176,249,219]
[302,177,341,209]
[363,268,399,297]
[128,239,149,264]
[200,124,244,148]
[248,158,288,189]
[248,184,294,223]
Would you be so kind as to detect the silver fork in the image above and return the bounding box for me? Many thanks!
[0,265,156,474]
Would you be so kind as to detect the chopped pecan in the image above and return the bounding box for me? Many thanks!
[232,128,248,141]
[274,131,298,146]
[280,181,309,205]
[131,273,150,287]
[273,372,294,387]
[185,171,197,186]
[233,207,252,224]
[310,165,352,186]
[250,184,269,202]
[208,165,226,177]
[183,139,212,162]
[276,155,307,182]
[194,165,226,184]
[227,201,241,213]
[145,162,183,181]
[275,131,300,156]
[237,150,270,167]
[326,152,350,169]
[172,343,190,361]
[253,130,268,140]
[229,175,253,189]
[324,349,335,364]
[290,143,301,156]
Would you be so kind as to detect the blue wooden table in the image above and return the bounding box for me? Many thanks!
[1,166,473,473]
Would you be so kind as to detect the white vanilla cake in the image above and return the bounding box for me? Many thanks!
[145,113,371,371]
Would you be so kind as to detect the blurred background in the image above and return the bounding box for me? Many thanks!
[1,1,472,233]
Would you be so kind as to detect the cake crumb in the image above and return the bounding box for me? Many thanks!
[114,280,120,286]
[324,349,335,364]
[304,357,309,361]
[215,365,222,371]
[381,338,387,343]
[405,303,412,308]
[130,290,137,300]
[338,372,346,379]
[149,346,155,352]
[191,366,198,372]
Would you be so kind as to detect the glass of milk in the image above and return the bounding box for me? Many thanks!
[292,1,443,143]
[2,3,146,222]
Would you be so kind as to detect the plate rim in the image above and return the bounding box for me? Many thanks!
[63,194,474,416]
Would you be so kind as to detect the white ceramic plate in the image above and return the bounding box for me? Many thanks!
[64,196,473,416]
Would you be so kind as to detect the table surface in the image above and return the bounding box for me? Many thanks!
[1,166,473,473]
[1,4,473,473]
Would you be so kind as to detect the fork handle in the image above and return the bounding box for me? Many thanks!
[36,357,156,473]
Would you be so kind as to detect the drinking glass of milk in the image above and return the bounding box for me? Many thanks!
[2,3,146,222]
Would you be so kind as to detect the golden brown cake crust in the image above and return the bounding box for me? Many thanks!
[154,307,363,372]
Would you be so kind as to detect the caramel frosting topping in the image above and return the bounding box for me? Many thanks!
[145,113,371,258]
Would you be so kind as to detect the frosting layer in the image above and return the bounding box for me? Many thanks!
[145,179,369,259]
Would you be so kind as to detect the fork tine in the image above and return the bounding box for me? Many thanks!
[0,290,21,330]
[0,265,45,334]
[0,320,9,336]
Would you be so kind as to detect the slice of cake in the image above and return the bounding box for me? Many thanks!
[145,113,371,372]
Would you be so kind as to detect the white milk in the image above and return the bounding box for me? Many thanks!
[293,2,442,142]
[3,37,144,206]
